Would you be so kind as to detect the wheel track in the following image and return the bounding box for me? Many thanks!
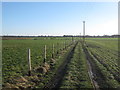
[81,43,101,90]
[90,51,120,83]
[81,43,119,89]
[43,42,78,89]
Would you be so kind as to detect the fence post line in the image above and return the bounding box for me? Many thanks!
[28,48,31,76]
[44,45,46,63]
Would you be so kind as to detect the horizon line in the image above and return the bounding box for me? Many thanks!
[0,34,120,37]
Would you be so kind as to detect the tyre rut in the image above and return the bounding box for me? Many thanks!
[82,44,100,90]
[82,43,109,89]
[43,42,78,89]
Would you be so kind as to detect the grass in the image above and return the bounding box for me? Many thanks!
[60,42,93,88]
[85,38,118,51]
[2,37,120,88]
[2,38,72,83]
[85,38,120,88]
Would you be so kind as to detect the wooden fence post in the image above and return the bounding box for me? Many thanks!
[44,45,46,63]
[57,43,59,54]
[64,42,66,49]
[28,48,31,76]
[52,44,54,58]
[63,42,64,50]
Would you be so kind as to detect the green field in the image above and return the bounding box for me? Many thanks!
[85,38,120,88]
[2,38,71,82]
[2,37,120,89]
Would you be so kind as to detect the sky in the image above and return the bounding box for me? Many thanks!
[2,2,118,36]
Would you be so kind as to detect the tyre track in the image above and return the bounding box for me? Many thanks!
[43,42,78,89]
[90,51,120,83]
[82,43,101,90]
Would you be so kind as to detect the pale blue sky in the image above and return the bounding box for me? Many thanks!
[2,2,118,36]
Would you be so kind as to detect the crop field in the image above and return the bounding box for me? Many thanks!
[2,37,120,89]
[85,38,120,88]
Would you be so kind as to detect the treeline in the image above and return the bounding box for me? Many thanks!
[1,34,120,39]
[63,35,120,38]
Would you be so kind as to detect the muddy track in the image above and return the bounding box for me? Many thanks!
[82,43,109,89]
[43,42,78,89]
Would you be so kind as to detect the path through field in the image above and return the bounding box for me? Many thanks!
[43,41,102,89]
[43,42,78,89]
